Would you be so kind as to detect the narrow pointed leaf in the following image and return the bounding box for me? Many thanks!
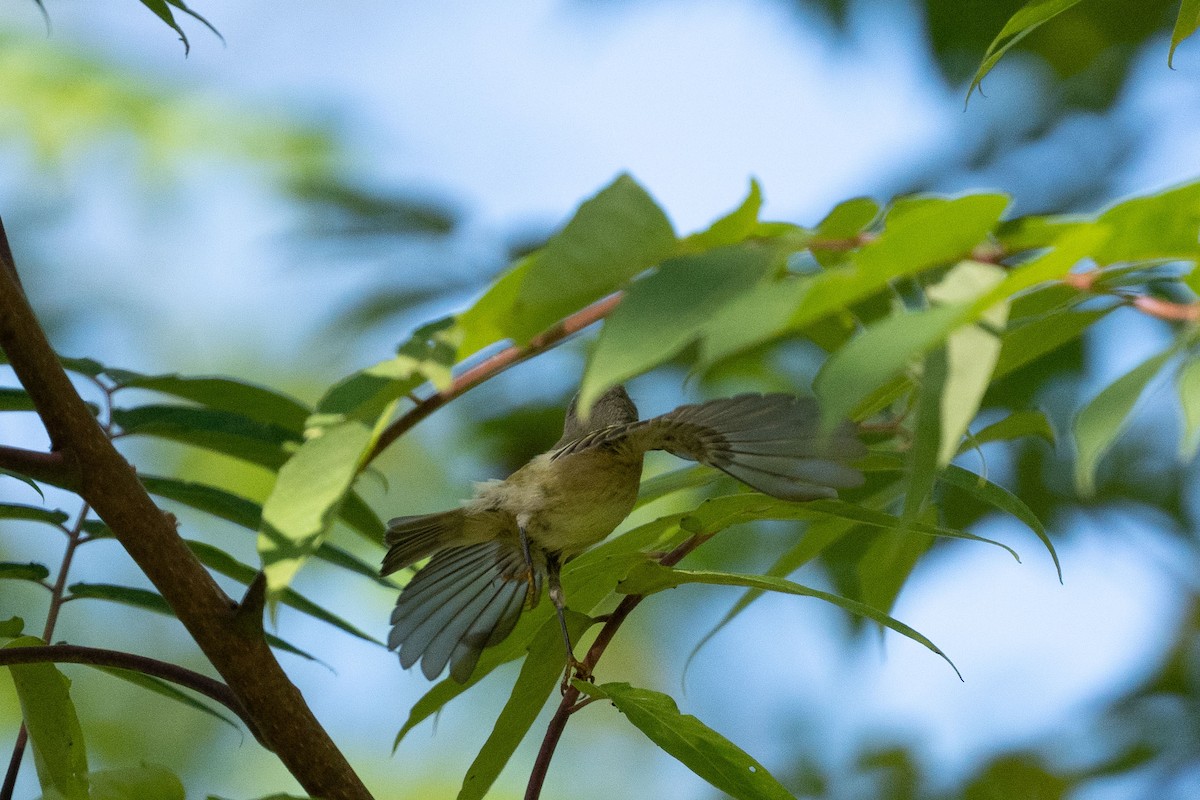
[968,0,1086,102]
[1170,0,1200,67]
[111,372,309,432]
[0,503,68,527]
[960,410,1056,451]
[94,667,240,730]
[1177,357,1200,460]
[112,405,298,468]
[0,562,50,583]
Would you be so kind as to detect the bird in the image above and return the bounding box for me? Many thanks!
[381,385,867,683]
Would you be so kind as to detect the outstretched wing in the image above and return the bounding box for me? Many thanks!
[388,540,536,682]
[554,393,866,501]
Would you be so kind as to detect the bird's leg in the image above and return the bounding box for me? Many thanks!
[546,554,589,691]
[516,521,539,608]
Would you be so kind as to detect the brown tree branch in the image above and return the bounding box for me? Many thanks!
[364,292,623,466]
[524,532,714,800]
[0,220,373,800]
[0,644,260,740]
[0,445,79,491]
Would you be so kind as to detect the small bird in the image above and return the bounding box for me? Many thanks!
[381,386,866,683]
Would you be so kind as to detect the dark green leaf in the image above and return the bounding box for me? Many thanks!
[0,387,36,411]
[0,616,24,638]
[94,667,240,731]
[141,475,262,530]
[259,421,374,596]
[111,372,310,432]
[906,348,947,518]
[339,491,385,545]
[0,468,45,499]
[0,502,69,528]
[579,246,774,410]
[1170,0,1200,67]
[0,562,50,583]
[576,681,796,799]
[88,763,186,800]
[962,410,1056,451]
[457,613,591,800]
[968,0,1087,103]
[618,563,961,678]
[1074,348,1174,496]
[3,636,89,799]
[112,405,298,468]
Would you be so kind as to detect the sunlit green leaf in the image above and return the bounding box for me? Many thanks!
[815,196,879,239]
[1176,356,1200,460]
[259,421,374,597]
[576,680,799,799]
[112,405,298,469]
[1170,0,1200,67]
[3,636,89,800]
[1074,349,1174,496]
[579,246,773,410]
[682,178,763,250]
[1092,181,1200,267]
[906,348,948,519]
[968,0,1087,102]
[87,762,186,800]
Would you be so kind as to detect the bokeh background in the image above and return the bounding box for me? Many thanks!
[2,1,1200,798]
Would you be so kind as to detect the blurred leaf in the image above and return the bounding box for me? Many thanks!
[110,372,310,433]
[1170,0,1200,66]
[66,584,318,661]
[620,562,960,677]
[112,405,298,469]
[962,754,1069,800]
[457,613,590,800]
[929,263,1009,465]
[459,174,677,354]
[95,666,240,730]
[290,175,456,238]
[576,680,796,800]
[208,795,311,800]
[682,178,763,251]
[940,464,1060,580]
[1177,356,1200,459]
[87,762,185,800]
[0,616,24,638]
[906,348,948,518]
[962,410,1057,450]
[805,498,1020,559]
[0,561,50,583]
[1092,181,1200,267]
[636,465,720,508]
[697,276,809,368]
[0,386,36,411]
[1074,348,1174,496]
[258,421,374,598]
[3,636,89,800]
[968,1,1087,103]
[338,490,385,546]
[993,307,1112,379]
[186,540,382,645]
[0,468,46,498]
[0,502,68,528]
[815,196,879,239]
[579,246,774,410]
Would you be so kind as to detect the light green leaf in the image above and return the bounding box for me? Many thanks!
[804,498,1020,559]
[682,178,763,250]
[66,584,318,662]
[961,410,1056,451]
[112,405,298,469]
[1074,349,1174,496]
[1092,181,1200,266]
[111,372,310,432]
[577,680,796,800]
[1176,356,1200,460]
[619,563,960,677]
[0,503,69,528]
[1170,0,1200,67]
[94,667,240,730]
[815,196,879,239]
[3,637,89,800]
[0,562,50,583]
[993,308,1112,379]
[970,225,1109,317]
[258,421,374,597]
[579,246,773,410]
[636,465,720,508]
[457,613,591,800]
[968,0,1087,102]
[456,257,534,358]
[87,763,185,800]
[906,348,948,518]
[696,277,808,368]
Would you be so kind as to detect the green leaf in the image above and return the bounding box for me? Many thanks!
[961,410,1056,451]
[259,421,374,597]
[0,503,68,528]
[618,563,961,678]
[968,0,1087,102]
[993,308,1112,380]
[186,540,382,645]
[815,197,879,239]
[906,348,948,519]
[1074,349,1174,496]
[66,584,319,662]
[112,405,298,469]
[0,386,37,411]
[457,614,591,800]
[87,763,185,800]
[1177,357,1200,460]
[141,475,262,530]
[579,246,774,410]
[459,175,676,355]
[338,490,386,546]
[1092,181,1200,266]
[0,561,50,583]
[0,468,46,499]
[0,616,24,638]
[682,178,763,250]
[636,465,720,508]
[111,372,310,433]
[928,263,1009,465]
[1170,0,1200,67]
[3,636,89,800]
[939,464,1060,581]
[970,226,1109,318]
[577,680,797,800]
[135,0,222,54]
[814,303,965,426]
[94,666,240,730]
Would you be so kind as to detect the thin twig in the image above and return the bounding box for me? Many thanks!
[524,532,714,800]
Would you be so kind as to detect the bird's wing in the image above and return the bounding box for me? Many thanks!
[381,509,466,576]
[553,393,866,501]
[388,540,535,682]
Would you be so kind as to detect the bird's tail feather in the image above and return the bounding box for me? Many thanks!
[381,509,466,576]
[388,541,533,681]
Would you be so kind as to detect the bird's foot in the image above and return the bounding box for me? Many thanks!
[521,568,538,609]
